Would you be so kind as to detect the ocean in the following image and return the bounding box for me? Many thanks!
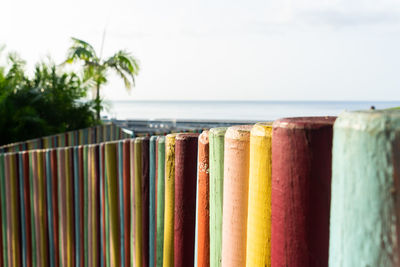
[105,100,400,121]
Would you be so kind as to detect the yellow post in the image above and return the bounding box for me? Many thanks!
[9,153,21,267]
[246,123,272,267]
[163,133,178,267]
[105,142,120,266]
[134,138,143,267]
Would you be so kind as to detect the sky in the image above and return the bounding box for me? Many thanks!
[1,0,400,101]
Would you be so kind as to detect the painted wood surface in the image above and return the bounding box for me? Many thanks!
[141,137,150,267]
[0,154,7,267]
[20,152,30,267]
[156,136,165,267]
[118,141,125,267]
[130,140,136,267]
[246,123,272,267]
[29,151,37,267]
[134,138,143,267]
[221,125,252,267]
[196,131,210,267]
[89,145,100,266]
[154,138,158,266]
[50,149,59,267]
[163,133,178,267]
[9,153,22,267]
[73,147,81,267]
[271,117,335,267]
[149,136,157,267]
[67,148,75,267]
[174,133,199,267]
[57,149,67,266]
[100,143,106,267]
[37,150,49,266]
[329,111,400,266]
[122,140,131,267]
[5,155,12,267]
[208,127,227,267]
[83,145,89,267]
[105,142,120,266]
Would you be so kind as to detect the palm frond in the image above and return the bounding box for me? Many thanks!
[113,65,132,89]
[63,37,99,65]
[105,50,139,89]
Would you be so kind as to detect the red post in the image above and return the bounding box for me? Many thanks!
[271,117,335,267]
[174,133,199,267]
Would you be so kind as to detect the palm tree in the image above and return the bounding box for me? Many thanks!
[64,37,139,120]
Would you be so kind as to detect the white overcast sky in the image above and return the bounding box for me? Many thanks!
[1,0,400,101]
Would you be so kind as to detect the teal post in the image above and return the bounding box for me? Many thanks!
[149,136,157,267]
[329,110,400,266]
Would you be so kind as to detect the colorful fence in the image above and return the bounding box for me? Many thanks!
[0,123,131,153]
[1,110,400,266]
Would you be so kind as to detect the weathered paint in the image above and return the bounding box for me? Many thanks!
[0,154,7,267]
[196,131,210,267]
[105,142,120,266]
[130,140,136,267]
[122,140,131,267]
[174,133,199,267]
[89,145,100,266]
[51,149,59,267]
[209,127,227,267]
[156,136,165,267]
[329,110,400,266]
[22,152,33,267]
[149,136,158,267]
[57,149,67,266]
[271,117,335,267]
[134,138,143,267]
[37,150,49,266]
[163,133,178,267]
[246,122,272,267]
[221,125,252,267]
[83,146,89,267]
[141,137,150,267]
[88,147,94,266]
[100,143,106,267]
[118,142,125,267]
[9,153,22,267]
[73,147,80,267]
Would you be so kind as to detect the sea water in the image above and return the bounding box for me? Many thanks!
[105,100,400,121]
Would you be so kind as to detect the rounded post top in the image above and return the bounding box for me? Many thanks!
[225,125,253,140]
[209,127,228,137]
[176,133,200,141]
[273,116,336,130]
[199,130,209,145]
[335,110,400,132]
[251,122,273,137]
[157,135,165,144]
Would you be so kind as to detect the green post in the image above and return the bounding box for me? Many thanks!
[156,136,165,267]
[209,127,227,267]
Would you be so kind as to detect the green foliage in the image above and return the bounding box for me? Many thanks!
[64,37,140,120]
[0,52,97,146]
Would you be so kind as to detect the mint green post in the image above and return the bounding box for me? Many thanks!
[329,110,400,266]
[209,128,227,267]
[156,136,165,267]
